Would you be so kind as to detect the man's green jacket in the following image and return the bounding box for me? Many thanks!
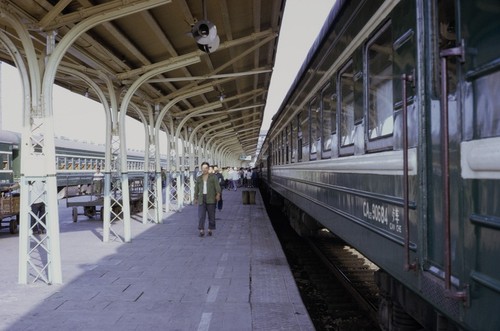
[194,173,221,204]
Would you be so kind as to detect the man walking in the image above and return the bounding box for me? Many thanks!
[194,162,221,237]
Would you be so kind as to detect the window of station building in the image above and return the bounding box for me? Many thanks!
[339,61,355,148]
[321,82,336,157]
[367,21,394,141]
[309,97,320,160]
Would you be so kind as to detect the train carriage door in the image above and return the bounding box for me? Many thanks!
[425,0,500,303]
[426,0,464,295]
[457,0,500,328]
[390,0,419,270]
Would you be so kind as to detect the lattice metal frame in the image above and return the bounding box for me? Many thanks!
[167,172,179,211]
[103,134,124,242]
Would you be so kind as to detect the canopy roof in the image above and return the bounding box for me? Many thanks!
[0,0,286,158]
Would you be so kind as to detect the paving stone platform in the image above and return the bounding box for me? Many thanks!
[0,187,314,331]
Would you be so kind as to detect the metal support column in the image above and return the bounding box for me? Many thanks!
[141,104,158,224]
[18,29,62,284]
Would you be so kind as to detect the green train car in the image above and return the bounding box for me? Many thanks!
[0,130,20,186]
[0,130,165,189]
[0,130,166,230]
[258,0,500,330]
[0,130,20,233]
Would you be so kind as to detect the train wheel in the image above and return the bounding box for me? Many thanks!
[72,207,78,222]
[84,206,96,218]
[9,217,18,234]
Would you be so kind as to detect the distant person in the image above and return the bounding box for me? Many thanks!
[231,167,239,191]
[222,167,229,189]
[245,169,252,187]
[93,166,104,196]
[227,167,235,190]
[214,165,224,211]
[161,167,167,204]
[194,162,221,237]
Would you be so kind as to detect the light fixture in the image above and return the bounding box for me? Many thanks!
[191,0,219,53]
[219,90,225,102]
[84,88,89,98]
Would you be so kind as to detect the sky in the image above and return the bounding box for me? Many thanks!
[260,0,336,133]
[0,64,155,151]
[0,0,336,152]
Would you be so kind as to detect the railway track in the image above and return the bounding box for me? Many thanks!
[306,234,380,325]
[265,202,380,330]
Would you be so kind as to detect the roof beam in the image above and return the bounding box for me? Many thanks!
[38,0,72,29]
[147,68,272,83]
[43,0,172,30]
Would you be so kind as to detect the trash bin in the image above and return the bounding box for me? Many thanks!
[242,190,249,204]
[248,190,256,204]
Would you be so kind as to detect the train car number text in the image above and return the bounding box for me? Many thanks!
[362,201,402,233]
[363,202,388,224]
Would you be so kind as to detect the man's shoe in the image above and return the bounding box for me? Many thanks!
[199,230,205,237]
[208,230,212,236]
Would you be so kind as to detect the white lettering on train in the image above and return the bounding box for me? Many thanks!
[362,201,388,225]
[362,201,402,234]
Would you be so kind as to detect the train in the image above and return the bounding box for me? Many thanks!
[0,129,165,188]
[258,0,499,330]
[0,129,168,230]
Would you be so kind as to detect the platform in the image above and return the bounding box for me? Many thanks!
[0,188,314,330]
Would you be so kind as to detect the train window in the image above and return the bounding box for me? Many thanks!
[270,139,276,165]
[280,132,284,165]
[291,120,297,163]
[297,112,303,162]
[321,83,336,157]
[1,153,10,170]
[282,130,286,164]
[339,61,355,148]
[276,135,280,165]
[300,109,310,160]
[475,70,500,138]
[309,97,320,160]
[285,126,289,164]
[276,137,279,165]
[367,22,394,141]
[275,137,279,165]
